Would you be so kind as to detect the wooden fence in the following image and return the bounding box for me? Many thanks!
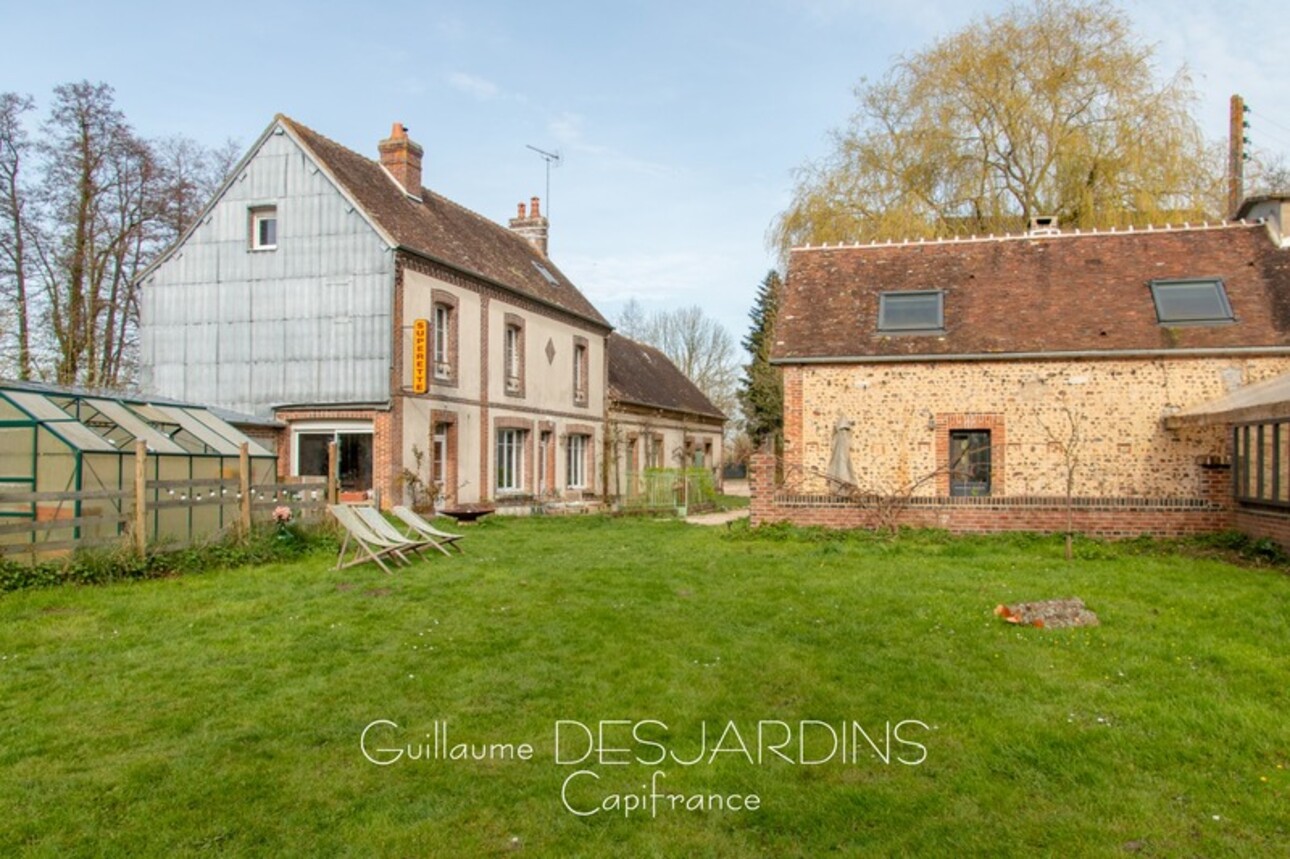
[0,441,338,562]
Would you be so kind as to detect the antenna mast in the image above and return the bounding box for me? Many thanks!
[525,144,562,222]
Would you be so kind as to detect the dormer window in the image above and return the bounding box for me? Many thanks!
[1150,279,1234,325]
[533,261,559,285]
[878,290,943,333]
[249,206,277,250]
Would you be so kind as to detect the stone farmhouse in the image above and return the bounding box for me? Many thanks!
[138,116,722,509]
[753,205,1290,545]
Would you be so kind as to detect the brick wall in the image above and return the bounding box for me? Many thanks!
[1233,506,1290,548]
[750,450,1235,539]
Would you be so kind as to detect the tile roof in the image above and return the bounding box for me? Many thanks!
[607,334,725,420]
[280,116,609,328]
[774,223,1290,361]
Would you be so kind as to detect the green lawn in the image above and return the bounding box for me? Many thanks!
[1,517,1286,857]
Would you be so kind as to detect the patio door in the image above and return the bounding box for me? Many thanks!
[292,422,373,494]
[432,424,448,507]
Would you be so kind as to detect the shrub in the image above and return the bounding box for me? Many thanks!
[0,521,337,593]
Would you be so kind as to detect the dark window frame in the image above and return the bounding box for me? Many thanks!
[878,290,944,333]
[949,429,992,497]
[1149,278,1234,326]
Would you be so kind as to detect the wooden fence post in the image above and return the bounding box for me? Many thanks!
[327,442,338,505]
[134,440,148,556]
[239,442,252,535]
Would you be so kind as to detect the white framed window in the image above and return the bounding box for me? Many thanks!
[504,322,523,393]
[572,340,588,405]
[249,206,277,250]
[496,428,526,492]
[566,434,588,488]
[433,303,450,379]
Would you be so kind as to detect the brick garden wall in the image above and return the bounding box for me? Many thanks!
[750,450,1238,539]
[1232,506,1290,548]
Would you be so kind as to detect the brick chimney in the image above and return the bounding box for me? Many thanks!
[378,122,423,197]
[509,195,549,256]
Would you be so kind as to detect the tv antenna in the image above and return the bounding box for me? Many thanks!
[525,144,562,221]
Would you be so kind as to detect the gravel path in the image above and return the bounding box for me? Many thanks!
[685,508,750,527]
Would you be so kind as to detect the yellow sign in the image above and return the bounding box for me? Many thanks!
[412,318,429,393]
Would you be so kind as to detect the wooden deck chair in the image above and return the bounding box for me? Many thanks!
[329,504,413,574]
[353,505,438,561]
[392,506,465,554]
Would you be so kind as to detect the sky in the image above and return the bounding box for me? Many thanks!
[3,0,1287,344]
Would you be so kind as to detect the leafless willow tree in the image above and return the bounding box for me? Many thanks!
[0,81,236,388]
[772,0,1220,255]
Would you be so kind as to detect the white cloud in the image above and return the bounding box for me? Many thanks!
[447,72,500,100]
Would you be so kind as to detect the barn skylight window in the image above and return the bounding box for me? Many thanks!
[1150,279,1234,325]
[532,261,559,285]
[878,290,944,332]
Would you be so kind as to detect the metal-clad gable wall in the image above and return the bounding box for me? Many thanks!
[141,128,393,416]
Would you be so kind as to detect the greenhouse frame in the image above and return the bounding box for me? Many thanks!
[0,381,278,557]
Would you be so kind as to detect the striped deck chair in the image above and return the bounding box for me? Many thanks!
[392,506,465,554]
[352,505,438,562]
[329,504,414,574]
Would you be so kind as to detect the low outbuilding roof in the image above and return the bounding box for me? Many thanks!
[1165,372,1290,428]
[607,334,725,421]
[774,223,1290,362]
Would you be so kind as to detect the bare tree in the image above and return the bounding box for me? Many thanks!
[1036,404,1084,561]
[622,304,738,420]
[0,82,239,388]
[614,298,649,340]
[153,134,239,244]
[0,92,36,379]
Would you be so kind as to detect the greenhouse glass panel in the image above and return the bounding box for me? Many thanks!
[151,406,241,455]
[0,396,27,421]
[87,399,186,454]
[182,408,273,457]
[0,427,33,480]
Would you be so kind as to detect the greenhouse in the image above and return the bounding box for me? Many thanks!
[0,381,277,557]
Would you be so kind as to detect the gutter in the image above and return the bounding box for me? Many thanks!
[771,346,1290,365]
[272,400,393,413]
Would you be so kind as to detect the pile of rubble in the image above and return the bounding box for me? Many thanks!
[994,597,1100,629]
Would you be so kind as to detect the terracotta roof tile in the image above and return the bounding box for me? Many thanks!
[774,225,1290,361]
[281,116,609,328]
[608,334,725,420]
